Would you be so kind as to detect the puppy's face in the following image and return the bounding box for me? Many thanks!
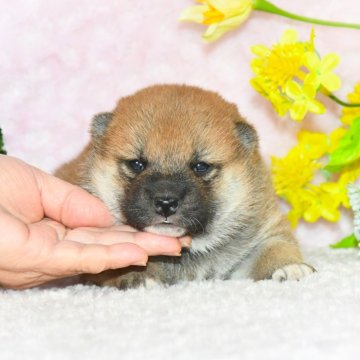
[88,85,259,242]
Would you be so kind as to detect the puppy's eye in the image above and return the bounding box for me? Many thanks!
[192,162,211,175]
[127,159,147,173]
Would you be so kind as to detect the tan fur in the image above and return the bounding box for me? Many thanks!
[55,84,314,289]
[55,145,91,185]
[251,241,303,280]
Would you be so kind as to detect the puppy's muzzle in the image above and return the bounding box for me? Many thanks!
[125,173,211,237]
[144,176,187,221]
[154,197,179,218]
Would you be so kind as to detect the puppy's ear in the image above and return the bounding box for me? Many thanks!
[90,112,113,139]
[235,121,259,152]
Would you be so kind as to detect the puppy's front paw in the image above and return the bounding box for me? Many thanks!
[271,263,315,282]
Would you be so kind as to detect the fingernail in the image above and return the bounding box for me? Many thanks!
[180,237,192,248]
[134,261,148,266]
[166,252,182,257]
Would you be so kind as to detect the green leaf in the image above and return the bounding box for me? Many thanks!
[325,117,360,173]
[330,233,359,249]
[0,127,6,155]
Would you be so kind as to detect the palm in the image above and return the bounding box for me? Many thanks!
[0,156,183,289]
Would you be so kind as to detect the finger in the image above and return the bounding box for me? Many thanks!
[34,169,114,228]
[65,227,183,255]
[69,225,138,233]
[26,220,151,274]
[48,241,149,275]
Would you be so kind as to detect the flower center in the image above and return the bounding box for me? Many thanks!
[203,5,225,25]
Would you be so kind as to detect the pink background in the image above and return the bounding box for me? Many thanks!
[1,0,359,247]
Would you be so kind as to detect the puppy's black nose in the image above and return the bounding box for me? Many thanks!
[154,198,179,218]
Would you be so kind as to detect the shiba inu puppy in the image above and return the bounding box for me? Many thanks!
[56,84,314,289]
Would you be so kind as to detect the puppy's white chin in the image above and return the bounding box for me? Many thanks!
[145,224,187,237]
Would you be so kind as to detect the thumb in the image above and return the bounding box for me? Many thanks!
[36,169,114,228]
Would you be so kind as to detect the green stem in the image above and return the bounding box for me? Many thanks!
[328,94,360,108]
[254,0,360,30]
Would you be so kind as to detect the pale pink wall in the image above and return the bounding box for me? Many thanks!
[1,0,359,246]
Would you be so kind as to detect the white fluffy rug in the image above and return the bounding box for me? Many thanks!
[1,247,360,360]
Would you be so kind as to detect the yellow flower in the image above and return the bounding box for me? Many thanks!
[328,127,347,153]
[296,128,346,161]
[272,146,321,198]
[270,135,354,226]
[287,192,308,227]
[272,134,360,227]
[250,77,291,116]
[284,185,341,226]
[250,29,335,121]
[340,160,360,184]
[341,82,360,125]
[179,0,253,42]
[304,52,341,92]
[297,131,328,159]
[302,185,341,223]
[282,185,340,227]
[320,159,360,210]
[180,0,360,43]
[251,29,310,92]
[321,181,349,209]
[250,29,350,122]
[285,81,326,121]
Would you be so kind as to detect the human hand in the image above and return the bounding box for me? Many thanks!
[0,156,188,289]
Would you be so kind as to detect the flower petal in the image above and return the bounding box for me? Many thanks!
[281,29,298,44]
[251,45,270,57]
[329,127,347,152]
[211,0,252,14]
[203,23,221,41]
[307,98,326,114]
[320,53,340,72]
[179,5,208,23]
[286,81,303,98]
[304,72,321,90]
[290,101,308,121]
[321,73,342,92]
[304,52,320,71]
[202,13,250,41]
[298,131,328,159]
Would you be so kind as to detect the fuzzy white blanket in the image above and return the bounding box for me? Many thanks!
[1,247,359,360]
